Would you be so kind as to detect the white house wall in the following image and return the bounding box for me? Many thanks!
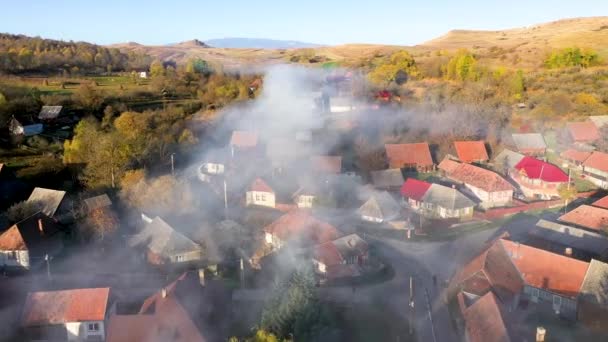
[65,320,105,341]
[0,250,30,268]
[246,191,275,208]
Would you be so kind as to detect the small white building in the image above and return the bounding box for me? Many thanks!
[358,191,401,223]
[245,178,276,208]
[139,71,148,79]
[197,162,225,183]
[21,287,111,341]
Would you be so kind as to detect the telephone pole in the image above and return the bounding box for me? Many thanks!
[170,153,175,176]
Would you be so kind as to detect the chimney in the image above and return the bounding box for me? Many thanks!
[536,326,546,342]
[38,219,44,235]
[161,288,167,298]
[565,247,573,257]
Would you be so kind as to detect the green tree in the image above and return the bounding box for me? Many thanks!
[0,92,7,107]
[444,50,479,81]
[150,60,165,77]
[368,50,418,86]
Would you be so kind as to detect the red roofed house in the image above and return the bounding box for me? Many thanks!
[566,122,600,144]
[582,151,608,189]
[313,234,369,280]
[400,178,432,209]
[400,178,475,219]
[107,273,208,342]
[558,205,608,233]
[311,155,342,174]
[511,156,569,200]
[246,178,276,208]
[0,212,63,269]
[560,149,591,170]
[385,143,434,172]
[461,292,512,342]
[264,210,341,249]
[229,130,258,157]
[453,141,489,164]
[592,195,608,209]
[452,238,590,320]
[21,287,111,341]
[444,162,513,209]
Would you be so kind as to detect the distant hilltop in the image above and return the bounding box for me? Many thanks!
[204,37,322,49]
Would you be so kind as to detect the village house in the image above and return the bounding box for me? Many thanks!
[453,140,489,164]
[385,142,434,172]
[582,151,608,189]
[492,149,524,175]
[558,205,608,233]
[27,187,69,219]
[452,238,591,320]
[8,116,43,138]
[358,191,402,223]
[400,178,475,219]
[229,130,258,157]
[459,292,512,342]
[310,155,342,174]
[0,212,63,269]
[511,156,569,200]
[312,234,369,279]
[129,216,203,265]
[560,149,592,170]
[592,195,608,209]
[566,122,600,144]
[510,133,547,156]
[370,168,404,192]
[21,287,111,341]
[107,272,213,342]
[292,182,319,209]
[245,178,276,208]
[37,105,64,123]
[528,220,608,262]
[578,259,608,332]
[442,162,513,209]
[263,210,341,250]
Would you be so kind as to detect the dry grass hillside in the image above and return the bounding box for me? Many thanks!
[110,17,608,70]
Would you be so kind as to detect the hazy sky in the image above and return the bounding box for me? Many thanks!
[2,0,606,46]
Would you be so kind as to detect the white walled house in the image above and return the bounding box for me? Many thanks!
[0,212,63,269]
[197,162,225,183]
[443,162,513,209]
[21,288,111,342]
[292,184,319,209]
[358,191,401,223]
[582,152,608,189]
[246,178,276,208]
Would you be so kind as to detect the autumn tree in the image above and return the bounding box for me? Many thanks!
[74,82,103,112]
[558,183,577,213]
[368,50,418,86]
[444,50,479,81]
[80,208,119,243]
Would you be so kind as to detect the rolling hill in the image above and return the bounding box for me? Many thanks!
[204,37,321,49]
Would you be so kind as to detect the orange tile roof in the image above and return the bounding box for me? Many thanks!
[448,163,513,192]
[500,239,589,298]
[583,151,608,172]
[313,242,343,266]
[454,141,489,163]
[249,178,274,193]
[230,130,258,148]
[567,122,600,142]
[463,292,511,342]
[22,288,110,326]
[560,149,592,163]
[385,143,433,168]
[592,196,608,209]
[558,204,608,232]
[311,155,342,174]
[438,158,461,174]
[264,210,341,245]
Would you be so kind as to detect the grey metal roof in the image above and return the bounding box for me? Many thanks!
[370,169,405,189]
[331,233,368,259]
[38,106,63,120]
[493,149,525,170]
[84,194,112,212]
[23,124,44,137]
[531,219,608,256]
[422,183,475,210]
[589,116,608,129]
[27,188,67,217]
[579,259,608,308]
[129,217,201,257]
[511,133,547,151]
[358,191,401,220]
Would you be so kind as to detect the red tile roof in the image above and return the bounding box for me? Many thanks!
[501,239,589,298]
[592,196,608,209]
[558,204,608,232]
[385,143,433,168]
[313,242,343,266]
[454,141,489,163]
[249,178,274,193]
[22,288,110,326]
[567,122,600,142]
[438,158,461,174]
[448,163,513,192]
[463,292,511,342]
[230,130,258,148]
[583,151,608,172]
[514,156,569,183]
[311,155,342,174]
[400,178,432,201]
[264,210,341,245]
[561,149,592,163]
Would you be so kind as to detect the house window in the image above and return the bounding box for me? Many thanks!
[530,288,540,302]
[261,194,266,201]
[7,251,16,260]
[255,194,261,201]
[88,323,100,332]
[176,255,185,262]
[553,295,562,307]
